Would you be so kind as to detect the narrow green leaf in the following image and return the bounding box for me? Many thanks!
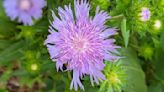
[0,40,25,63]
[160,31,164,50]
[0,40,13,50]
[121,18,130,48]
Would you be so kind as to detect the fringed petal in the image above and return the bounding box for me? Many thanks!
[46,45,59,60]
[58,5,74,22]
[70,70,84,91]
[92,6,111,29]
[44,27,60,45]
[74,0,90,20]
[100,28,117,38]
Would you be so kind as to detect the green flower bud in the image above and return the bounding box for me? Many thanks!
[139,44,154,60]
[99,62,126,92]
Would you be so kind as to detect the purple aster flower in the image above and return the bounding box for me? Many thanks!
[45,0,120,91]
[140,7,151,22]
[3,0,46,25]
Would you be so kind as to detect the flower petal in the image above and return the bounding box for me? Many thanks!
[74,0,90,20]
[70,70,84,91]
[100,28,117,38]
[92,6,111,29]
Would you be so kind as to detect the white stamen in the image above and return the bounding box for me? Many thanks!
[72,38,89,53]
[19,0,31,11]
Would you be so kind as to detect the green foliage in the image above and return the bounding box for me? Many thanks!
[120,48,147,92]
[0,0,164,92]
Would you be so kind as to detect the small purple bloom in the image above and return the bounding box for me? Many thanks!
[3,0,46,25]
[140,7,151,22]
[45,0,120,90]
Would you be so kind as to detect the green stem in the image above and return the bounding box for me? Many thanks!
[110,14,124,20]
[67,71,72,80]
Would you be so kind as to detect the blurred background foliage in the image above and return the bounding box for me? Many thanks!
[0,0,164,92]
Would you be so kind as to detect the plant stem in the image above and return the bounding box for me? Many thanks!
[110,14,124,20]
[67,71,72,80]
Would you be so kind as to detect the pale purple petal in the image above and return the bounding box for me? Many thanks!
[92,6,111,29]
[100,28,117,38]
[74,0,90,20]
[44,28,60,44]
[104,53,121,61]
[70,70,84,90]
[46,45,59,60]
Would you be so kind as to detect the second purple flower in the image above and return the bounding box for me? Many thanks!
[3,0,46,25]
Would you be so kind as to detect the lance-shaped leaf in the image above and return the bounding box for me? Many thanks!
[121,18,130,48]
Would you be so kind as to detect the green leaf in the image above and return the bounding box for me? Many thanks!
[153,48,164,80]
[0,40,14,50]
[0,1,17,37]
[99,81,107,92]
[0,70,12,83]
[119,48,147,92]
[160,30,164,50]
[0,40,25,64]
[0,18,17,36]
[121,18,130,48]
[0,0,7,19]
[148,82,164,92]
